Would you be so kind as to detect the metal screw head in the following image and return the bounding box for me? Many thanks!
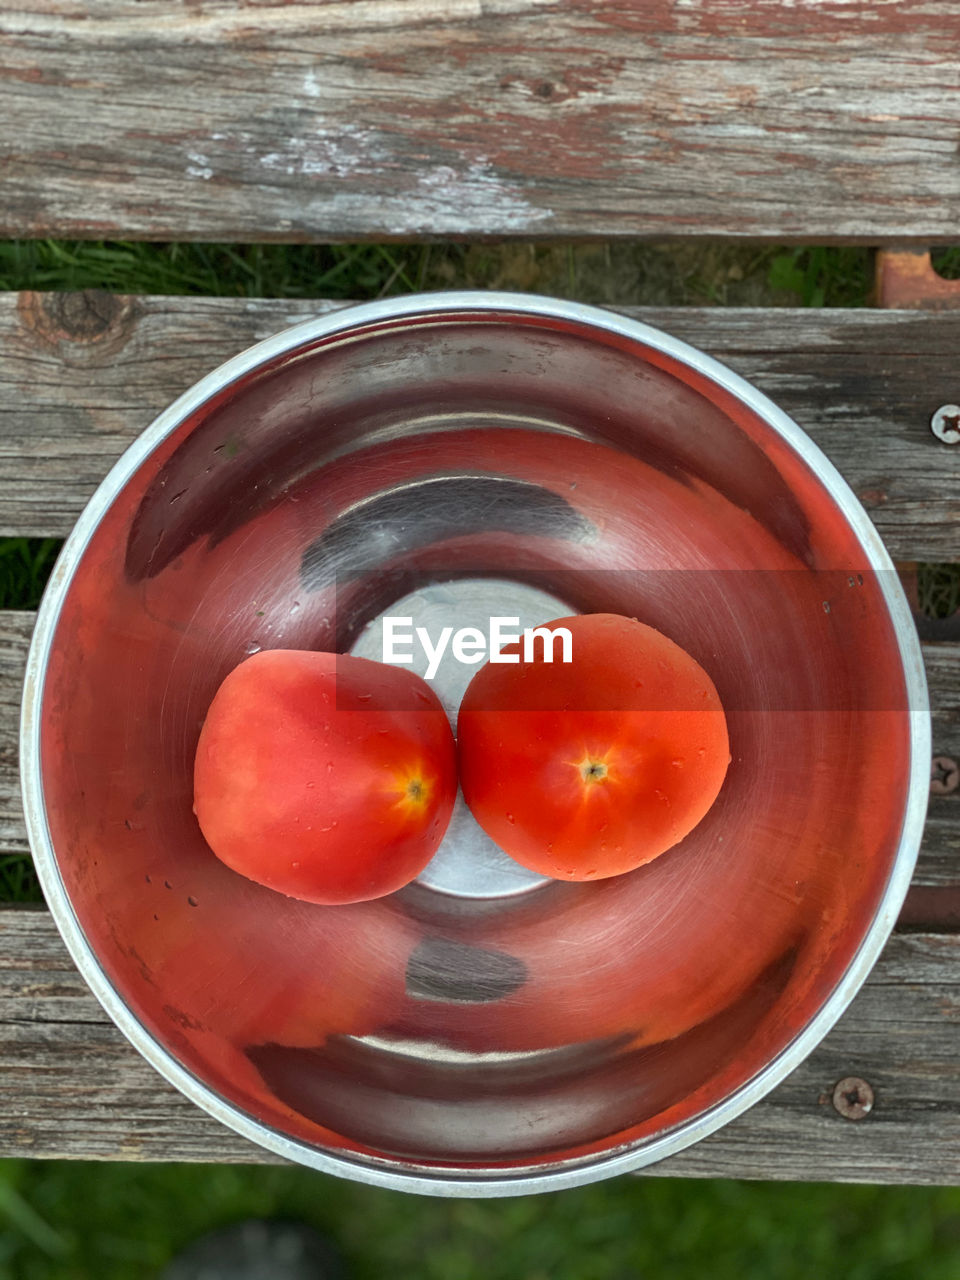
[931,405,960,444]
[832,1076,875,1121]
[931,756,959,795]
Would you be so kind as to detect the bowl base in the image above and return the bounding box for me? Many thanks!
[350,577,570,900]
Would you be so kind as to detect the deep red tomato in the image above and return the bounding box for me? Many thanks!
[194,649,457,904]
[457,614,730,881]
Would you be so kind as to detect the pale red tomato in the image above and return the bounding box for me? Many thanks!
[457,614,730,880]
[194,649,457,904]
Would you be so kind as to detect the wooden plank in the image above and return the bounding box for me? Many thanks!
[1,910,957,1181]
[0,908,270,1164]
[2,294,959,558]
[2,611,957,889]
[2,2,960,242]
[917,644,960,890]
[0,613,29,866]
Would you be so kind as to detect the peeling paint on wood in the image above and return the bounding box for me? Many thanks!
[1,1,959,239]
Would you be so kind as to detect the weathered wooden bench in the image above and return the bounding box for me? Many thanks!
[1,0,959,1182]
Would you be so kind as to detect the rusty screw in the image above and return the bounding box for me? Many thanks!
[931,404,960,444]
[931,755,959,795]
[832,1076,875,1121]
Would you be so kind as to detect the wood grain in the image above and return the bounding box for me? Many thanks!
[1,611,957,889]
[2,294,959,559]
[1,909,958,1180]
[0,613,29,867]
[2,2,959,242]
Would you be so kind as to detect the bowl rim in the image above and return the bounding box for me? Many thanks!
[19,290,931,1196]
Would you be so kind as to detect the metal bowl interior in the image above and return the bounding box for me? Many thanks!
[23,294,928,1194]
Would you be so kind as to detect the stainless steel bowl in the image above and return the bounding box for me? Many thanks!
[21,293,929,1195]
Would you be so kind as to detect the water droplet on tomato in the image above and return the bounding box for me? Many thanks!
[245,643,262,655]
[326,761,335,772]
[672,759,684,768]
[506,813,516,824]
[292,861,300,869]
[356,693,372,702]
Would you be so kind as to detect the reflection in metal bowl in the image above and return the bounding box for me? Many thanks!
[21,293,928,1195]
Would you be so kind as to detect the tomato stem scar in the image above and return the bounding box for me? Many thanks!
[580,759,608,784]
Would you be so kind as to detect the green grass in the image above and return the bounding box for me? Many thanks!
[1,539,62,903]
[0,856,40,906]
[917,563,960,619]
[6,238,958,304]
[0,539,62,611]
[0,241,430,300]
[766,246,871,308]
[1,1160,960,1280]
[0,239,874,307]
[931,247,960,281]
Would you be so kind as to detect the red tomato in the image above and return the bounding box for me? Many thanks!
[194,649,457,904]
[457,614,730,880]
